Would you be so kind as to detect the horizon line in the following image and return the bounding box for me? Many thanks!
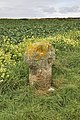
[0,17,80,19]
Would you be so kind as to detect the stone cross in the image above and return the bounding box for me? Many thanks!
[24,41,55,91]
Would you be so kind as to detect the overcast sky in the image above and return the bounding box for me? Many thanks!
[0,0,80,18]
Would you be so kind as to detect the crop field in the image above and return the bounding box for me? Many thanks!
[0,18,80,120]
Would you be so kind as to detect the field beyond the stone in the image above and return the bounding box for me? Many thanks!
[0,18,80,120]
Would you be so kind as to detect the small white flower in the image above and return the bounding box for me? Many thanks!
[0,80,4,83]
[48,87,55,92]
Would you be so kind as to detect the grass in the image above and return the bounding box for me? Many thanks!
[0,45,80,120]
[0,18,80,120]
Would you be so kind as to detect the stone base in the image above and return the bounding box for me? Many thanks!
[29,67,52,90]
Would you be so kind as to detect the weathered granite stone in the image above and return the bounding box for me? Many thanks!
[24,41,55,90]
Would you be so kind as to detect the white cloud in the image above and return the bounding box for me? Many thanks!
[42,7,57,13]
[0,0,80,18]
[59,6,80,13]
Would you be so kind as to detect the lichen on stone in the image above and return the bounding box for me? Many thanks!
[24,41,55,91]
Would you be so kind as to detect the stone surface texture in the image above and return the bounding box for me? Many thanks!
[24,41,55,90]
